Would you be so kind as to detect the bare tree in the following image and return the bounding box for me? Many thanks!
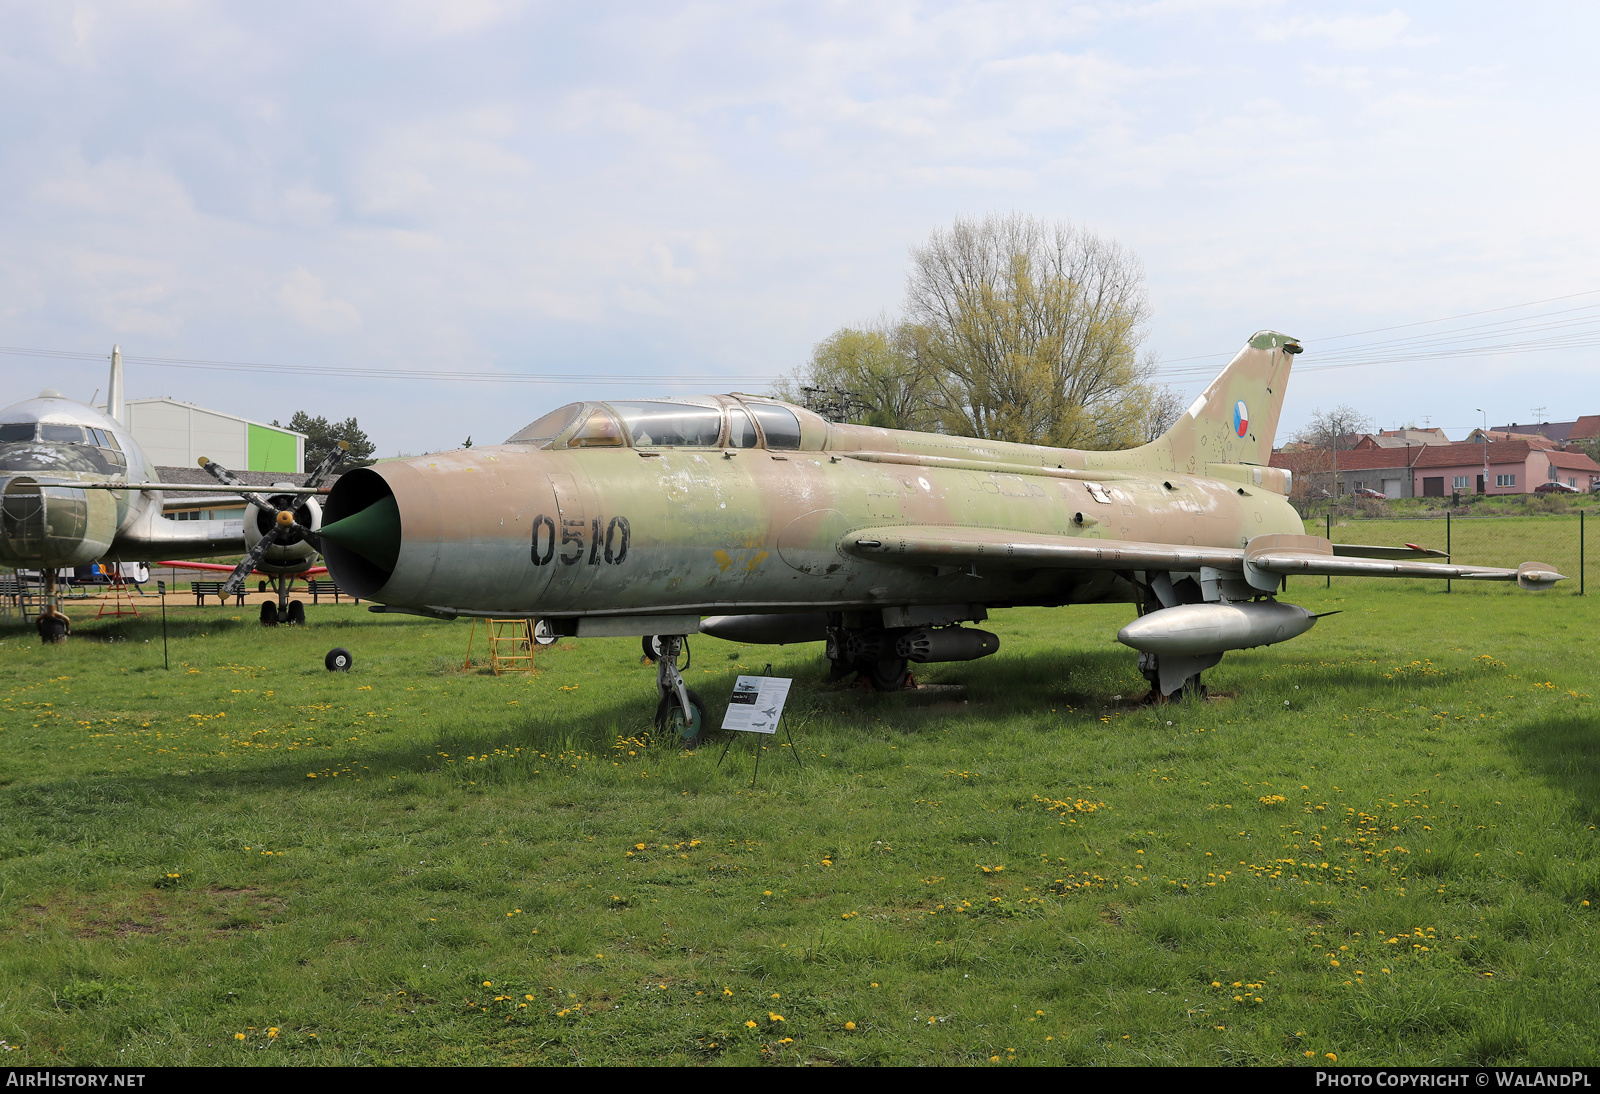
[905,213,1153,449]
[1139,382,1186,443]
[1290,405,1373,500]
[1292,405,1373,451]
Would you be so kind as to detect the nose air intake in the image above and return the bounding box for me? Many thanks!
[319,468,401,599]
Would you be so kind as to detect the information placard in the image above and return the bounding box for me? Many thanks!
[721,676,792,734]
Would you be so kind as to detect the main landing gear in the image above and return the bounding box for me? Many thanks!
[647,635,708,748]
[259,574,305,626]
[826,628,912,691]
[1136,650,1221,703]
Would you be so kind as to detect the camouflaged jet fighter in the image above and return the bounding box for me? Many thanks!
[315,331,1562,744]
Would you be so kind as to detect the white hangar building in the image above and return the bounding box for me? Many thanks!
[118,398,306,474]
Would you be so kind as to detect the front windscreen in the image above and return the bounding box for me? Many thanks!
[0,423,35,443]
[39,423,86,444]
[568,407,625,448]
[606,402,723,448]
[728,407,759,449]
[507,403,584,446]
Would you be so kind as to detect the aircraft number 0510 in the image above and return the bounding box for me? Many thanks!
[530,515,630,566]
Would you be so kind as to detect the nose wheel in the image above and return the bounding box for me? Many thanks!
[649,635,709,747]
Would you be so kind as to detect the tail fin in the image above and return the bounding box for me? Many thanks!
[106,344,125,426]
[1118,330,1299,473]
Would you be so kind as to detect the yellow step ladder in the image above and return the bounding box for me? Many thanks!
[463,618,539,675]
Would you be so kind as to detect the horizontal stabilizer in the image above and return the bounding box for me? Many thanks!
[1333,542,1447,560]
[1245,534,1560,585]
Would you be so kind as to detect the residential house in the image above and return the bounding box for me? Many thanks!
[1271,438,1600,498]
[1270,445,1428,498]
[1487,416,1600,445]
[1353,427,1451,449]
[1410,440,1600,497]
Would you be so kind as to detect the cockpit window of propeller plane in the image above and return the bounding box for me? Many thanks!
[0,418,128,474]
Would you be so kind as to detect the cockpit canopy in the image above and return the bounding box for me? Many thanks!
[506,398,805,452]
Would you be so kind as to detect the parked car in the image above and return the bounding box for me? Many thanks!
[1353,488,1386,499]
[1534,481,1580,494]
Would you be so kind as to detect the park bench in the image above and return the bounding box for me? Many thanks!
[305,579,358,604]
[191,580,243,606]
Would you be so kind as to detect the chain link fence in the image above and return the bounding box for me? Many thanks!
[1299,511,1588,595]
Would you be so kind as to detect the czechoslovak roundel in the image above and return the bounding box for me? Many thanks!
[1233,400,1249,438]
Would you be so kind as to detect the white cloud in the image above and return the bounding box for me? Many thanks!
[276,267,362,334]
[1256,9,1422,51]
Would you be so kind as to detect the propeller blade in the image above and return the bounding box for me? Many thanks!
[198,457,276,511]
[222,528,280,596]
[303,440,350,490]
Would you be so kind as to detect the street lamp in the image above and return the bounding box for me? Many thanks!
[1477,408,1488,494]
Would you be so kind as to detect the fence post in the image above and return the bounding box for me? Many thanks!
[1446,511,1451,595]
[1326,513,1332,590]
[1581,510,1586,597]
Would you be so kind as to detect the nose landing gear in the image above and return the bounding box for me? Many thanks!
[649,635,709,747]
[257,574,306,626]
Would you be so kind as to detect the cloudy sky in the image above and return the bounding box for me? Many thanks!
[2,1,1596,456]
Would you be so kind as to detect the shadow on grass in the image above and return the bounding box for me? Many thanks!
[1506,712,1600,823]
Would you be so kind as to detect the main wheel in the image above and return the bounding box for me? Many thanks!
[654,688,708,747]
[325,647,353,672]
[260,601,279,626]
[864,656,911,692]
[532,620,558,646]
[37,614,69,644]
[641,635,664,662]
[286,600,306,626]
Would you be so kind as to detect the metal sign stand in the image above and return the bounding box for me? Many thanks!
[716,664,802,788]
[159,580,169,671]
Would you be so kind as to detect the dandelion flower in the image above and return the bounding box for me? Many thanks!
[746,1020,757,1028]
[845,1021,856,1031]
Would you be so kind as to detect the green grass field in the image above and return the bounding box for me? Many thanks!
[1,570,1597,1065]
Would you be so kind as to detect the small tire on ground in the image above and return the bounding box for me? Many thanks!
[286,600,306,626]
[37,615,69,644]
[654,687,708,747]
[325,647,353,672]
[260,601,279,626]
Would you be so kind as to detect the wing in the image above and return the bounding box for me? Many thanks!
[842,526,1561,590]
[162,494,244,512]
[159,560,327,576]
[75,482,328,495]
[844,525,1245,571]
